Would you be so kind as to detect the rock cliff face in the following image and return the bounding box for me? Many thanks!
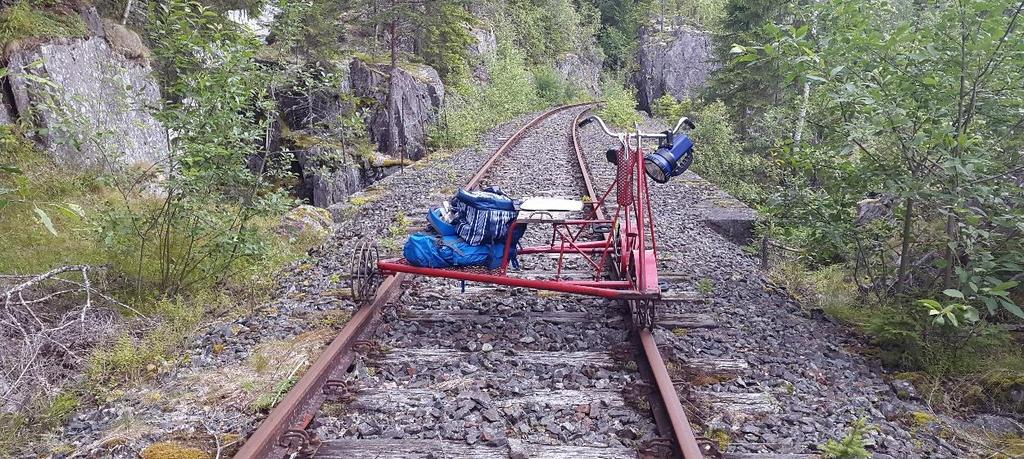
[349,59,444,161]
[555,50,602,95]
[294,145,379,208]
[0,89,14,125]
[633,25,717,112]
[467,26,497,81]
[5,37,168,167]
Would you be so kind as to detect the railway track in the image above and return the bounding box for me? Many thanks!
[235,104,712,459]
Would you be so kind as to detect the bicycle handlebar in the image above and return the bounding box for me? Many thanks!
[579,115,695,145]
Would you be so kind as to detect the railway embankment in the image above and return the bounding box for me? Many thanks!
[57,108,981,459]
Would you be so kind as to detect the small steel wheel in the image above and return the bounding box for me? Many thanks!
[350,239,380,302]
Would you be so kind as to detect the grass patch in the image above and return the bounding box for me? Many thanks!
[0,1,87,47]
[0,126,107,273]
[87,296,206,389]
[380,211,410,253]
[0,390,80,455]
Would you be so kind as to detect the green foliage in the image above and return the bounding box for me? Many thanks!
[0,1,87,47]
[646,0,728,31]
[98,0,293,296]
[650,96,768,202]
[0,126,106,273]
[532,66,585,106]
[651,94,691,120]
[431,48,550,149]
[820,418,873,459]
[501,0,597,66]
[697,278,714,295]
[596,78,641,127]
[418,1,475,84]
[265,0,350,61]
[88,296,204,386]
[706,0,790,122]
[0,390,80,455]
[690,100,766,202]
[587,0,646,70]
[734,0,1024,322]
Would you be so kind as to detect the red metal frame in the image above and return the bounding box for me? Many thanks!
[377,134,660,301]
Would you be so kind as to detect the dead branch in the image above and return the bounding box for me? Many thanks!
[0,265,132,413]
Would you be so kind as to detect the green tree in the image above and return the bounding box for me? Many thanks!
[103,0,292,296]
[707,0,793,126]
[739,0,1024,319]
[417,1,475,83]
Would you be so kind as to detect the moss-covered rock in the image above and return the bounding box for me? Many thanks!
[277,204,333,242]
[140,442,210,459]
[0,2,87,50]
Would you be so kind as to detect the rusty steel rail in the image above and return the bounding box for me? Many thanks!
[235,103,593,459]
[233,274,405,458]
[467,102,594,190]
[569,105,705,458]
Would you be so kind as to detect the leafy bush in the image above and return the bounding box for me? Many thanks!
[689,101,768,202]
[501,0,596,66]
[0,2,86,47]
[596,78,641,127]
[649,97,766,202]
[431,48,544,149]
[96,0,294,297]
[532,66,585,106]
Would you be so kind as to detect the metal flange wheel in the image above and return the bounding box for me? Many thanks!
[350,239,380,302]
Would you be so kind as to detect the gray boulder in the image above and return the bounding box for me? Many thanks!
[968,414,1023,436]
[5,37,168,167]
[278,88,351,131]
[277,205,334,242]
[856,193,897,226]
[633,25,718,112]
[294,145,377,208]
[349,58,444,161]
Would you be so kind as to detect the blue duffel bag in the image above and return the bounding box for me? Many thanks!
[438,235,493,267]
[403,233,520,270]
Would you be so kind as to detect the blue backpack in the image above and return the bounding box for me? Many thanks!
[403,233,451,268]
[450,187,520,245]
